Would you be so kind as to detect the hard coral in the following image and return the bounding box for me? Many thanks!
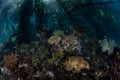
[65,56,90,73]
[51,45,63,53]
[48,36,61,45]
[62,35,80,52]
[3,53,19,71]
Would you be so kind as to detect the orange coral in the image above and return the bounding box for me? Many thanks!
[65,56,90,73]
[3,53,19,71]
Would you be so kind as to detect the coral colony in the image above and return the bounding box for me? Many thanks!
[0,29,119,80]
[0,0,120,80]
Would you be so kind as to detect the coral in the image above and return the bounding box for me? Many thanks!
[20,44,30,53]
[94,70,106,79]
[48,58,56,65]
[46,71,55,79]
[48,52,64,65]
[33,71,41,79]
[116,52,120,60]
[62,36,75,45]
[65,56,90,73]
[37,45,49,61]
[0,66,11,75]
[109,62,120,80]
[100,39,116,55]
[3,53,19,71]
[31,54,40,67]
[100,39,109,53]
[52,52,64,61]
[0,29,120,80]
[48,36,61,45]
[20,42,49,67]
[61,35,80,52]
[51,45,63,53]
[53,30,64,36]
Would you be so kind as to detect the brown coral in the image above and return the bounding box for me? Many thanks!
[3,53,19,71]
[65,56,90,73]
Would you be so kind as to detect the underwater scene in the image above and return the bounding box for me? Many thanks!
[0,0,120,80]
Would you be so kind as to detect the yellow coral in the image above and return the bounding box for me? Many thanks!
[65,56,90,73]
[48,36,61,45]
[3,53,19,71]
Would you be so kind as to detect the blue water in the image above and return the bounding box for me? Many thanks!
[0,0,120,45]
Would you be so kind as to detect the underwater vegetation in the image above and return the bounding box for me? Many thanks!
[0,27,119,80]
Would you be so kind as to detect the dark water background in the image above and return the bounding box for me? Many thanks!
[0,0,120,45]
